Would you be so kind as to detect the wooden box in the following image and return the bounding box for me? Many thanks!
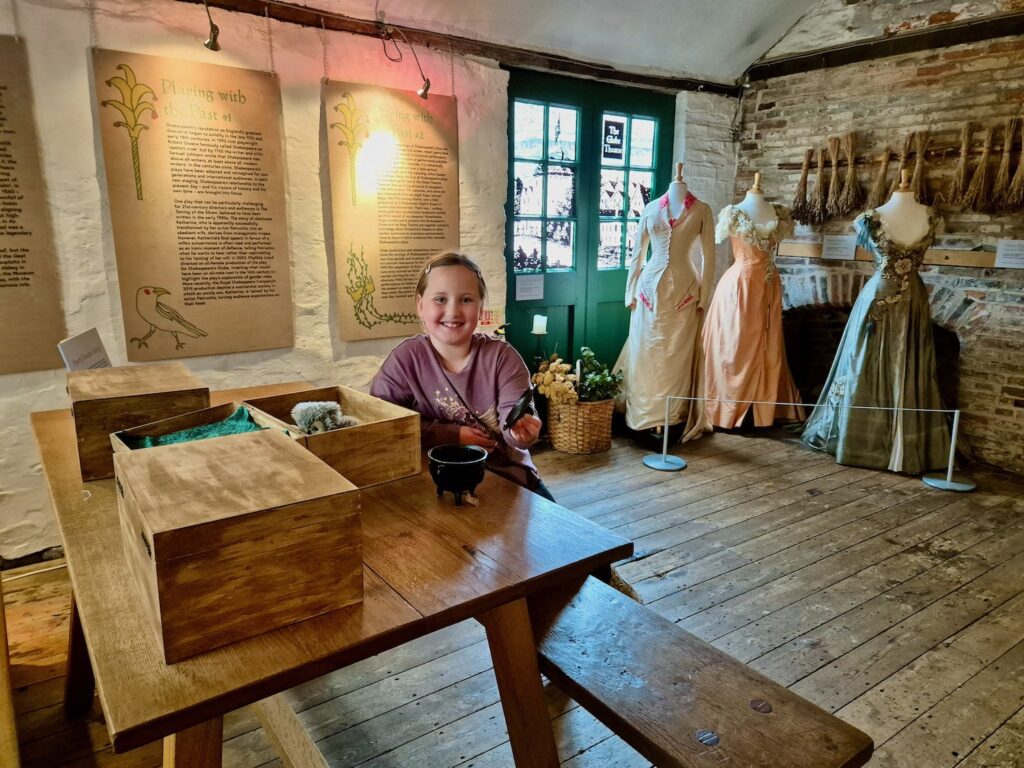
[110,402,296,454]
[244,385,420,488]
[113,429,362,663]
[68,362,209,481]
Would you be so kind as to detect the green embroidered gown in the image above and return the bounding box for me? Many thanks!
[802,209,950,474]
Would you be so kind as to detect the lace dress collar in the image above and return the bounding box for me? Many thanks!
[856,208,939,257]
[715,203,794,249]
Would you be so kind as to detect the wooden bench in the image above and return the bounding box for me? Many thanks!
[529,576,873,768]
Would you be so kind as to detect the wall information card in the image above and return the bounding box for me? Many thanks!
[92,49,293,360]
[323,80,459,341]
[0,36,67,373]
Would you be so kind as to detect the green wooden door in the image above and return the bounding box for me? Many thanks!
[504,70,675,371]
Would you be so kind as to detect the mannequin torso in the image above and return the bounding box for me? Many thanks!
[666,161,689,220]
[667,180,689,220]
[875,190,930,246]
[736,189,776,227]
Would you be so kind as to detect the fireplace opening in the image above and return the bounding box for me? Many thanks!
[782,307,961,412]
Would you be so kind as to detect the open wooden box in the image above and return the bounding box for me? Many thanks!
[110,401,296,454]
[113,428,362,663]
[244,385,420,488]
[68,362,209,481]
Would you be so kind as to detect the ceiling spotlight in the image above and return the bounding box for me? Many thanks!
[203,0,221,51]
[417,78,430,100]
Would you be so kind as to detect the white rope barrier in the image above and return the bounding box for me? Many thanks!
[641,395,975,493]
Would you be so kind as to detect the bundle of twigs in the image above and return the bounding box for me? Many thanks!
[962,126,994,212]
[888,132,913,197]
[1007,119,1024,210]
[838,132,862,214]
[791,148,813,223]
[910,130,931,205]
[866,147,892,209]
[945,121,974,210]
[992,117,1019,211]
[809,148,827,225]
[826,136,843,218]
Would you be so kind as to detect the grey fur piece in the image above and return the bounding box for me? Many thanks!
[290,401,360,433]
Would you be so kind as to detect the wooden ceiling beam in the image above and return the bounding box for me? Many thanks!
[176,0,742,97]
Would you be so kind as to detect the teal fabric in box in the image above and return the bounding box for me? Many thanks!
[122,406,266,449]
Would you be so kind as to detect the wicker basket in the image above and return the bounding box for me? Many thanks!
[547,399,614,454]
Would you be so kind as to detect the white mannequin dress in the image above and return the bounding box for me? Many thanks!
[615,192,716,440]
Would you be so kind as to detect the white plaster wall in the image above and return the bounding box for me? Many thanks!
[0,0,508,559]
[673,90,740,280]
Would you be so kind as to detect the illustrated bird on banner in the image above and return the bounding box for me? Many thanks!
[130,286,208,350]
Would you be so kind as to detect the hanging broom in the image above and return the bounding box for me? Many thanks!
[992,117,1019,211]
[826,135,842,218]
[910,130,931,206]
[961,126,994,212]
[866,147,892,209]
[809,147,827,225]
[791,148,812,224]
[1006,118,1024,211]
[838,131,862,214]
[888,132,913,197]
[944,121,973,210]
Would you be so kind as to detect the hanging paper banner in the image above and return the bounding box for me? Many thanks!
[92,49,293,360]
[0,36,67,373]
[323,80,459,341]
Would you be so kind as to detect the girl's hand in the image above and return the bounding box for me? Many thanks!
[509,414,542,445]
[459,425,497,450]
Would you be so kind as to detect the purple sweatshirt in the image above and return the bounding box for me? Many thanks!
[370,334,540,489]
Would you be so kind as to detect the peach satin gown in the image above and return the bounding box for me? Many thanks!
[702,204,804,428]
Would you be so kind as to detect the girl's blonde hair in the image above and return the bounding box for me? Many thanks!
[416,252,487,302]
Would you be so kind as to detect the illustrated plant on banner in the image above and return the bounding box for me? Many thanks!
[322,80,459,341]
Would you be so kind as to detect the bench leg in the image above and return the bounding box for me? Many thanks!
[64,594,95,719]
[479,598,559,768]
[163,716,223,768]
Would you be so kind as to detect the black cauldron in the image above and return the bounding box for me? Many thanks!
[427,444,487,505]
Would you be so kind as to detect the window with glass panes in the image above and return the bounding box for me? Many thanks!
[511,101,579,273]
[597,113,658,270]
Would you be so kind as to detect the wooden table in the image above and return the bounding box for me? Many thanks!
[32,383,633,768]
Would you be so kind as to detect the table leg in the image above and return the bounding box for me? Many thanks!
[479,598,559,768]
[254,693,329,768]
[163,716,223,768]
[64,594,95,719]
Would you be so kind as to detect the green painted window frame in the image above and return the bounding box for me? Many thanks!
[505,70,675,277]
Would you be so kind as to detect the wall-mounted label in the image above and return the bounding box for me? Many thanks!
[995,239,1024,269]
[821,234,858,261]
[515,273,544,301]
[602,118,625,162]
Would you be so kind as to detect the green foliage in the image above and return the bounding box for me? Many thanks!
[576,347,622,402]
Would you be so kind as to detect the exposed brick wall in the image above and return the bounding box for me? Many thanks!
[735,34,1024,475]
[765,0,1020,59]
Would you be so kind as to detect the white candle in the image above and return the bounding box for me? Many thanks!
[576,358,581,381]
[532,315,548,334]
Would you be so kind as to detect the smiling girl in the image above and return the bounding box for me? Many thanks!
[370,252,553,500]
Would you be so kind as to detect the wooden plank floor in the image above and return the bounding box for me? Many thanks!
[6,430,1024,767]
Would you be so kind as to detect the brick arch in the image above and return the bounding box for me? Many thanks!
[778,269,985,339]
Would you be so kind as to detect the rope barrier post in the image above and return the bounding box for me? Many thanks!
[643,397,686,472]
[923,409,976,492]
